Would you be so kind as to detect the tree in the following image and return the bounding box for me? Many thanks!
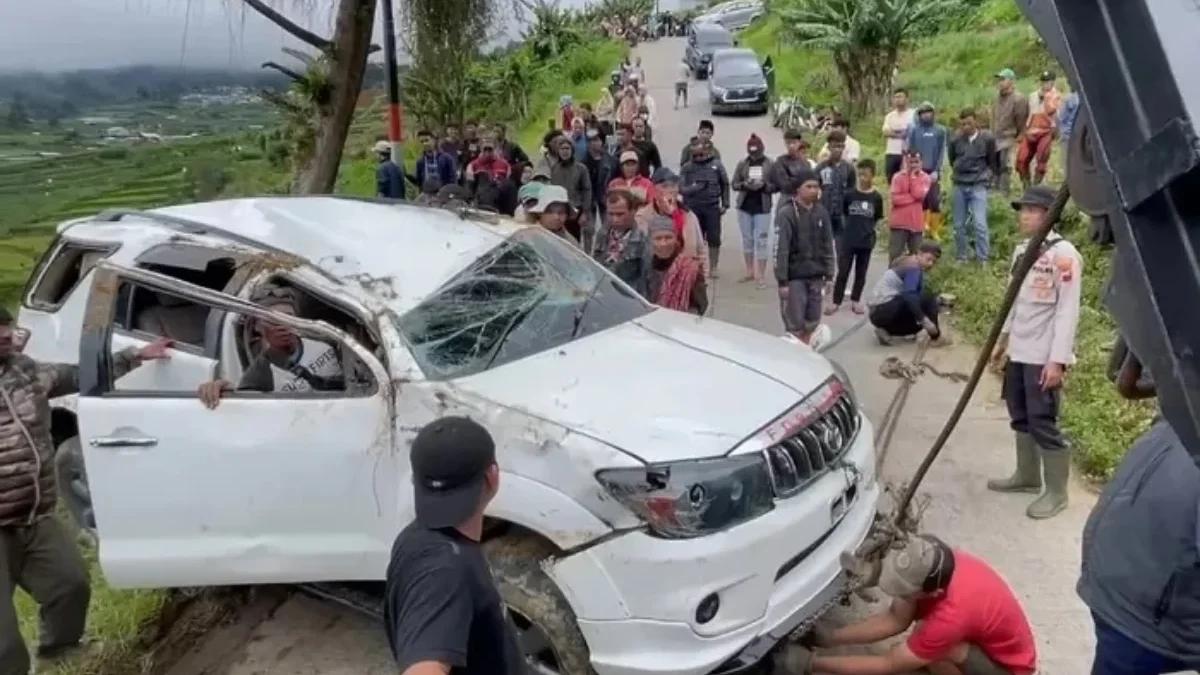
[242,0,379,193]
[777,0,963,117]
[400,0,497,129]
[5,95,30,129]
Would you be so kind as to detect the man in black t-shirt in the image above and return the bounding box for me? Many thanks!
[383,417,525,675]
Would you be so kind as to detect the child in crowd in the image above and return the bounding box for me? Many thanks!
[827,159,884,315]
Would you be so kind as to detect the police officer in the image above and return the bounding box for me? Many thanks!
[987,185,1082,519]
[383,417,524,675]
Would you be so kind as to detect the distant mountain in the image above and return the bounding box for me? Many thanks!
[0,65,293,120]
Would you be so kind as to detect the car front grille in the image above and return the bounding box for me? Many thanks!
[763,394,860,497]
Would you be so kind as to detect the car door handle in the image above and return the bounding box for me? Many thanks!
[90,437,158,449]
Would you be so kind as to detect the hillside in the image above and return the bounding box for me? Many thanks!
[743,0,1153,479]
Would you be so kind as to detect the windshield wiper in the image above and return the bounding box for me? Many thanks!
[570,279,605,339]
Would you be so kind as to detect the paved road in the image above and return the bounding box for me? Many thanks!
[165,38,1095,675]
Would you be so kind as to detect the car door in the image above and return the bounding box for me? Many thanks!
[75,262,401,589]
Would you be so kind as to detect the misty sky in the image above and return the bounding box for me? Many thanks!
[0,0,598,72]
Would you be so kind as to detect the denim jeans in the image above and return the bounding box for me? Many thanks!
[1091,612,1193,675]
[737,211,771,261]
[952,183,990,262]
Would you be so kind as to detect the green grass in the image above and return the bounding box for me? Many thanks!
[742,0,1155,479]
[15,543,168,675]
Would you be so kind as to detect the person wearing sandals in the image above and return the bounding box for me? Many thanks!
[826,159,884,316]
[732,134,774,288]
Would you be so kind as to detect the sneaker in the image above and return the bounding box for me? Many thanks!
[809,324,833,350]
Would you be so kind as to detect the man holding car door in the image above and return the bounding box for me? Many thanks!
[0,307,172,674]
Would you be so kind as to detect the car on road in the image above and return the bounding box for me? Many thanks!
[685,22,736,79]
[708,48,770,115]
[19,197,879,675]
[694,0,763,32]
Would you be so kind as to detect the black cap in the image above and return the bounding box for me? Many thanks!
[651,167,679,185]
[412,416,496,528]
[1039,70,1056,82]
[1011,185,1056,211]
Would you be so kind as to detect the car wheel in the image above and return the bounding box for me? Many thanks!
[485,534,594,675]
[55,436,96,535]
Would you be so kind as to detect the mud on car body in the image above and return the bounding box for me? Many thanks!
[18,197,879,675]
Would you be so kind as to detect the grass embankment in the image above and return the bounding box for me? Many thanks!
[742,0,1155,479]
[1,37,624,675]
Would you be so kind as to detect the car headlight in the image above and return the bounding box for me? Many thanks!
[596,455,775,539]
[828,358,858,407]
[711,85,727,96]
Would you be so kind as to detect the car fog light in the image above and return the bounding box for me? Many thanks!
[695,593,720,624]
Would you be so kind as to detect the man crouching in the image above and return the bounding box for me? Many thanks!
[778,535,1038,675]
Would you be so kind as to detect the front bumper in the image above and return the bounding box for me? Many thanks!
[546,417,879,675]
[712,100,769,114]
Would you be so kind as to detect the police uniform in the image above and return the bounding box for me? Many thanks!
[988,186,1082,520]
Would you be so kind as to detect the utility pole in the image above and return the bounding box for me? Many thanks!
[379,0,403,164]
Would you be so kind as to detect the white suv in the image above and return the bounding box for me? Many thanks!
[18,197,879,675]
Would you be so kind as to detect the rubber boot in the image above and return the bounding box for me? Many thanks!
[1027,449,1069,519]
[926,211,944,242]
[708,246,720,279]
[986,432,1042,493]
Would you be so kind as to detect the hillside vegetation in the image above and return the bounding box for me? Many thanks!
[744,0,1154,479]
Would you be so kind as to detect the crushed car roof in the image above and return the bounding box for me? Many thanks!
[130,197,522,314]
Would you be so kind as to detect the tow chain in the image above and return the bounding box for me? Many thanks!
[878,354,970,384]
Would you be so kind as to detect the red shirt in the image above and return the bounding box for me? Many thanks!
[908,550,1037,674]
[468,155,511,181]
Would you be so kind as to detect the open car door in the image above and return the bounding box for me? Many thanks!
[76,263,401,589]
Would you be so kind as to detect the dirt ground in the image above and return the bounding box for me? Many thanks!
[143,37,1097,675]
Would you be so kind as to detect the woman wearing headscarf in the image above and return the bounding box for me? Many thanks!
[646,216,708,315]
[644,168,709,278]
[596,87,616,122]
[616,86,641,126]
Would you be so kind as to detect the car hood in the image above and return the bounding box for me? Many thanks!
[452,310,835,464]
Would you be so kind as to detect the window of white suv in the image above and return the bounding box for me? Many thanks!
[24,238,116,310]
[397,227,652,380]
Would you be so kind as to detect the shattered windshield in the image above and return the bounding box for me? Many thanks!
[397,227,653,380]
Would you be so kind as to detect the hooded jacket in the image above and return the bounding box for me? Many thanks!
[774,198,835,284]
[548,137,592,215]
[907,118,948,175]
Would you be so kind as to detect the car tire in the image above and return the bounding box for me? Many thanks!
[55,436,96,535]
[485,534,595,675]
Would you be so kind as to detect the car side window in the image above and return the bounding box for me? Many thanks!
[23,239,116,310]
[98,279,379,399]
[223,277,381,398]
[113,246,238,353]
